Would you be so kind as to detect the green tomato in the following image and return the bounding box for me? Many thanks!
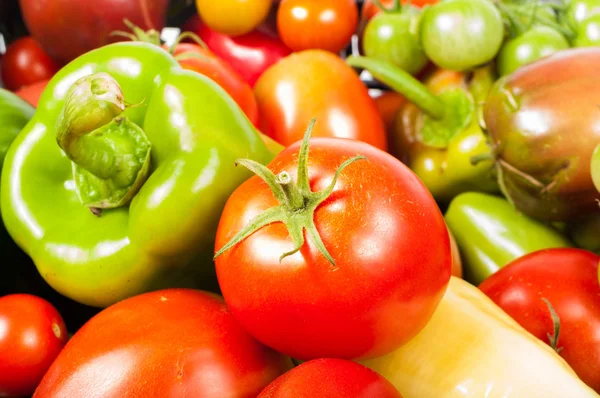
[419,0,504,71]
[363,8,428,76]
[565,0,600,29]
[496,25,570,76]
[574,13,600,46]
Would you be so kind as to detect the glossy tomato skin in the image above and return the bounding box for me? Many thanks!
[254,50,387,150]
[184,16,292,87]
[172,43,260,127]
[19,0,169,63]
[195,0,272,36]
[362,0,439,22]
[258,359,403,398]
[34,289,293,398]
[496,26,569,76]
[215,138,451,361]
[0,294,68,397]
[479,248,600,393]
[277,0,358,53]
[0,37,59,91]
[420,0,504,71]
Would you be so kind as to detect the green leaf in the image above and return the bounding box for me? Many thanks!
[421,88,474,149]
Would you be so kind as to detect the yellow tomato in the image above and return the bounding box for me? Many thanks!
[195,0,272,36]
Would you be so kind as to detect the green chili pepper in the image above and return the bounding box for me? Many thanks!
[445,192,572,285]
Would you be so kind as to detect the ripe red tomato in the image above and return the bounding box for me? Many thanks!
[277,0,358,53]
[15,78,50,107]
[19,0,169,63]
[258,358,403,397]
[479,248,600,393]
[214,134,451,361]
[171,43,260,127]
[254,50,387,150]
[0,294,68,397]
[34,289,293,398]
[1,37,59,91]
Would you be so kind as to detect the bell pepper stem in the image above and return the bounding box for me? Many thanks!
[56,73,152,209]
[214,120,367,266]
[346,56,446,120]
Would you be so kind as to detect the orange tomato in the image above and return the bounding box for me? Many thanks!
[254,50,387,150]
[277,0,358,53]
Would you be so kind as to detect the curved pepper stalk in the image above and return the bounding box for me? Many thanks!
[56,73,151,212]
[346,56,498,203]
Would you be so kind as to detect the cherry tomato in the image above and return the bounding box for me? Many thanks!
[15,78,50,107]
[184,16,292,87]
[565,0,600,30]
[258,358,403,397]
[214,133,451,361]
[574,14,600,46]
[171,43,260,127]
[276,0,358,53]
[34,289,293,397]
[496,26,570,76]
[363,7,428,75]
[1,36,59,91]
[195,0,272,36]
[0,294,68,397]
[254,50,387,150]
[479,248,600,393]
[420,0,504,71]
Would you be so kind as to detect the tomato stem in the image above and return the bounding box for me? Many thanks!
[346,56,445,120]
[214,119,366,266]
[542,298,563,354]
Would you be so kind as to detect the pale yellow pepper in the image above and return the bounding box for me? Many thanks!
[360,277,599,398]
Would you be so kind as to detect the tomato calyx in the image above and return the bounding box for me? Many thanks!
[372,0,402,13]
[111,19,210,60]
[214,119,366,266]
[542,298,563,354]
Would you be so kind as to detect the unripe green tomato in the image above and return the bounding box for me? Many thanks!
[363,8,428,76]
[496,26,570,76]
[419,0,504,71]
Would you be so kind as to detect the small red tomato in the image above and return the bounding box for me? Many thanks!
[1,37,59,91]
[0,294,68,397]
[277,0,358,53]
[171,43,260,127]
[479,248,600,393]
[15,78,50,107]
[34,289,293,398]
[254,50,387,150]
[258,358,403,397]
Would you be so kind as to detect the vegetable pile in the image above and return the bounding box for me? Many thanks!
[1,0,599,397]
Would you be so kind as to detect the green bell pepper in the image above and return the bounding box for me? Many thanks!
[0,42,273,308]
[1,89,35,296]
[346,56,498,204]
[445,192,572,285]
